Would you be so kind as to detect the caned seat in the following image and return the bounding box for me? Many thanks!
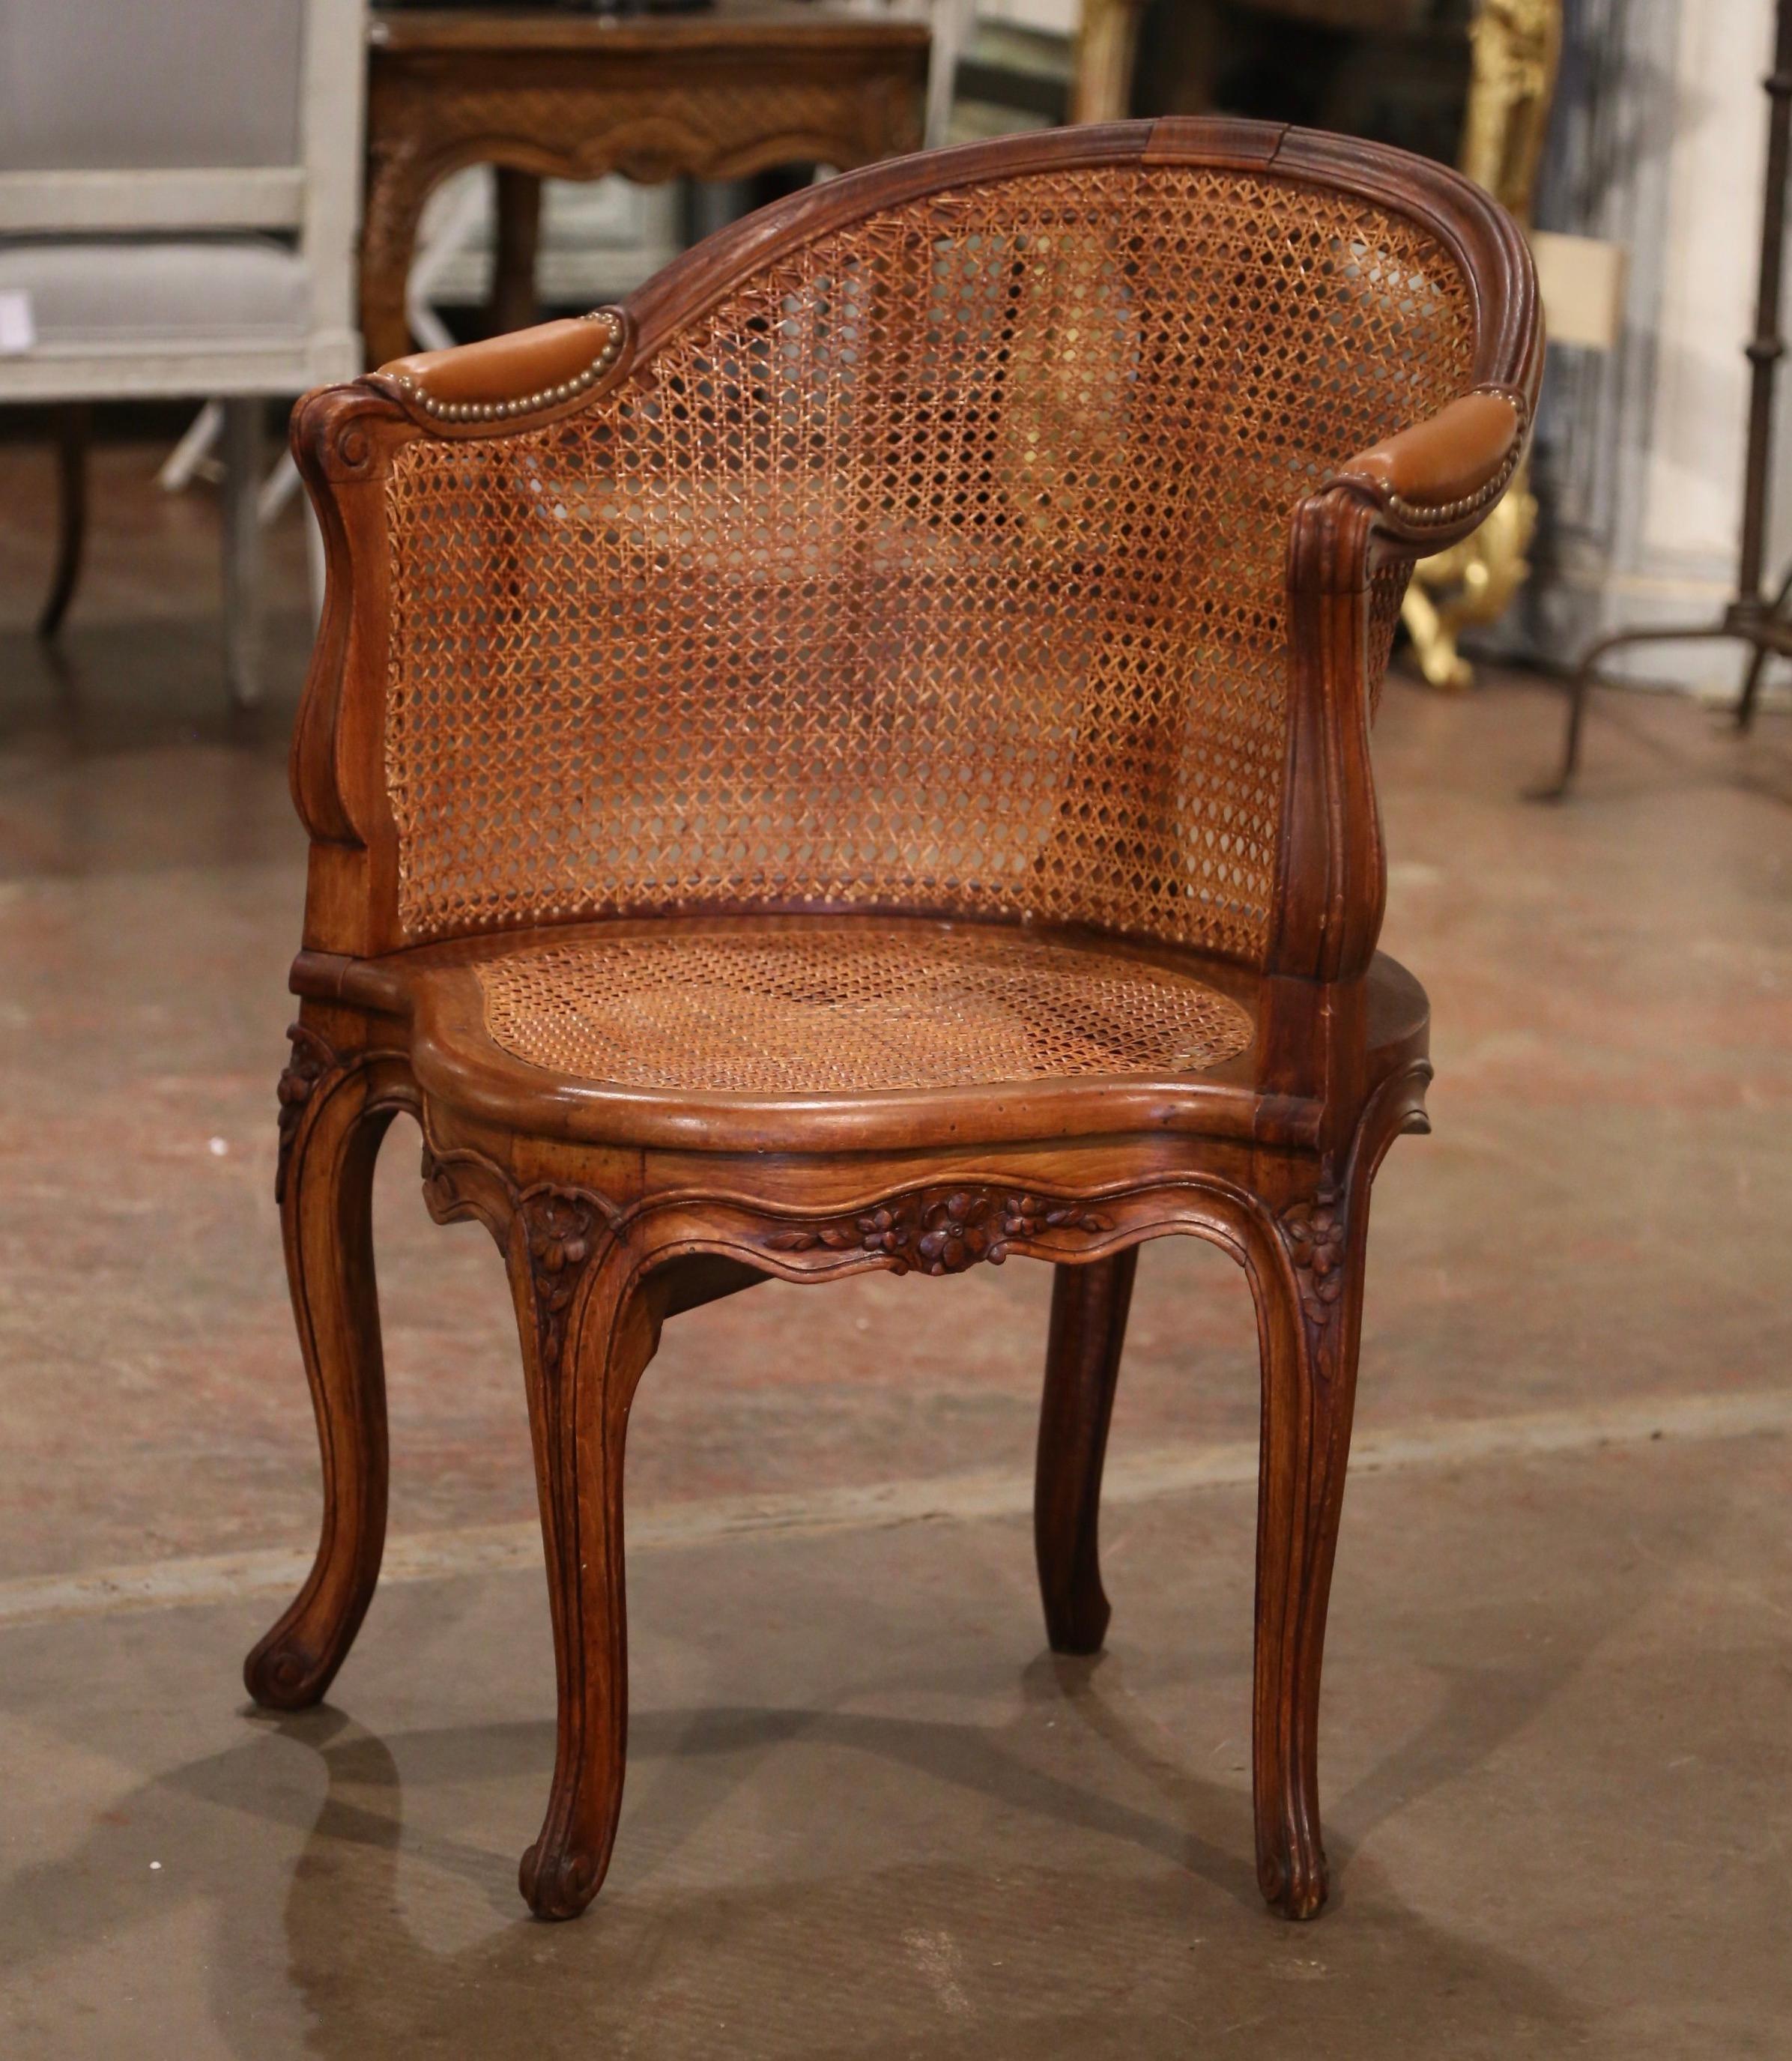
[255,119,1540,1925]
[469,920,1258,1095]
[359,916,1265,1139]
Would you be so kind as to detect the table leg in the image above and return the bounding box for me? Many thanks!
[360,141,438,369]
[37,403,90,638]
[490,168,543,338]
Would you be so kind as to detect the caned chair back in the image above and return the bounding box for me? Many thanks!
[297,121,1537,970]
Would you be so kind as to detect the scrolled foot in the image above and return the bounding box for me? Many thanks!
[1044,1586,1111,1658]
[250,1045,393,1719]
[243,1628,334,1711]
[1259,1830,1330,1921]
[518,1835,608,1922]
[245,1607,358,1706]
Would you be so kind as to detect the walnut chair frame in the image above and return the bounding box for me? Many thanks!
[248,117,1540,1922]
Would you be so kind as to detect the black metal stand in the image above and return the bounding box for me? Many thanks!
[1543,0,1792,797]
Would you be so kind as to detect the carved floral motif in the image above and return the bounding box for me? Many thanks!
[519,1188,606,1373]
[275,1025,339,1205]
[1003,1195,1115,1242]
[765,1188,1115,1277]
[417,1144,614,1379]
[1280,1181,1348,1331]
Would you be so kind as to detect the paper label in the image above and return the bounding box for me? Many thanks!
[0,290,34,354]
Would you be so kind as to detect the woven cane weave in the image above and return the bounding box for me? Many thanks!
[476,921,1255,1094]
[385,165,1474,961]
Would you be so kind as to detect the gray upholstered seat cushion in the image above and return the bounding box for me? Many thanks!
[0,237,312,351]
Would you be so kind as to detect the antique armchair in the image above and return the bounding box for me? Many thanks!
[249,117,1539,1922]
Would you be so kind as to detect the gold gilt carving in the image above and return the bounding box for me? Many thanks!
[1070,0,1148,126]
[1065,0,1563,694]
[1403,0,1562,691]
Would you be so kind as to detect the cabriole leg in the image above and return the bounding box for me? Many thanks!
[1250,1174,1369,1921]
[245,1035,393,1710]
[507,1198,664,1920]
[1034,1250,1138,1654]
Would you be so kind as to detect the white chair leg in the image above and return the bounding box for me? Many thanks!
[927,0,978,148]
[220,397,264,709]
[258,450,303,525]
[407,166,491,357]
[157,400,223,492]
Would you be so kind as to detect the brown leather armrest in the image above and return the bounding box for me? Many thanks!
[1332,389,1522,524]
[374,311,626,423]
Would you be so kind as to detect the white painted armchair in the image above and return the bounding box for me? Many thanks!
[0,0,365,704]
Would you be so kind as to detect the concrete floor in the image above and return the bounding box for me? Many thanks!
[1,443,1791,2055]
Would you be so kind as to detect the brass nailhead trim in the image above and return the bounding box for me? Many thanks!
[1384,445,1519,527]
[1385,391,1529,528]
[396,309,624,425]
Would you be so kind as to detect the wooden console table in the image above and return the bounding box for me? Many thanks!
[362,3,931,366]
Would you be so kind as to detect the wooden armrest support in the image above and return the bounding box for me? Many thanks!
[1329,388,1524,533]
[373,310,626,424]
[1277,387,1525,981]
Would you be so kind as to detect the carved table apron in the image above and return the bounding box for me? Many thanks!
[362,2,930,366]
